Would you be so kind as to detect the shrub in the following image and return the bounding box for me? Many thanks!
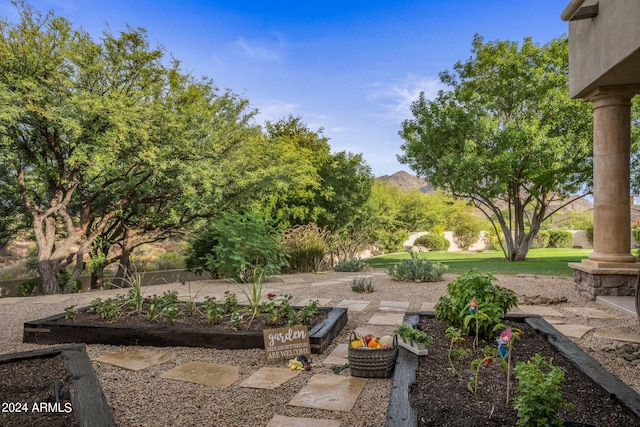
[386,252,448,282]
[334,257,368,272]
[153,252,185,271]
[547,229,573,248]
[414,234,449,251]
[452,226,479,250]
[374,229,408,254]
[184,211,288,282]
[351,276,374,293]
[281,223,329,273]
[514,354,572,427]
[531,230,550,249]
[434,270,518,338]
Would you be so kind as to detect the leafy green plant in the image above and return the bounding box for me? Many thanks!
[223,292,238,314]
[230,312,243,330]
[185,210,289,282]
[414,233,449,251]
[89,298,120,322]
[202,297,225,323]
[394,324,432,346]
[434,270,517,338]
[351,276,374,293]
[386,252,448,282]
[64,305,78,320]
[445,326,470,377]
[300,299,320,324]
[514,354,572,427]
[334,257,369,272]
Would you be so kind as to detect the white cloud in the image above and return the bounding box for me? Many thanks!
[255,99,299,123]
[366,75,444,121]
[230,33,285,63]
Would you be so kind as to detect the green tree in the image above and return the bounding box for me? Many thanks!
[0,4,273,293]
[399,35,593,261]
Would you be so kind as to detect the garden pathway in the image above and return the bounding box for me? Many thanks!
[5,270,640,426]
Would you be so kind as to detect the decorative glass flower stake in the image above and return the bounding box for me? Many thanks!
[496,327,516,405]
[469,298,478,315]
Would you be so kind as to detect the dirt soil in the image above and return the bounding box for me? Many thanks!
[0,354,75,427]
[411,317,638,427]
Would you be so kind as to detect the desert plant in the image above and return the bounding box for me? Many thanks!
[514,354,572,427]
[414,233,449,251]
[334,257,369,272]
[351,276,375,293]
[386,252,448,282]
[434,270,517,338]
[281,223,329,273]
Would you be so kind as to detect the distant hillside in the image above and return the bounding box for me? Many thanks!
[376,170,593,213]
[376,170,434,193]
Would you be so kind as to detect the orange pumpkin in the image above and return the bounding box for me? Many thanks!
[367,337,380,348]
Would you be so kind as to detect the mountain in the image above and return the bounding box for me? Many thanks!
[376,170,593,213]
[376,170,434,193]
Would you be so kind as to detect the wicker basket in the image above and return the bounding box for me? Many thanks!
[348,332,398,378]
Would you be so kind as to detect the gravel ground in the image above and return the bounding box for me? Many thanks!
[1,269,639,426]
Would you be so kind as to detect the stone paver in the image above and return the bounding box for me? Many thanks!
[597,296,635,317]
[267,415,340,427]
[420,302,436,311]
[160,361,239,388]
[367,312,404,326]
[239,367,300,390]
[593,329,640,344]
[562,306,620,319]
[95,348,172,371]
[336,299,370,311]
[322,343,349,366]
[378,300,410,312]
[287,374,367,412]
[514,305,564,317]
[551,324,594,339]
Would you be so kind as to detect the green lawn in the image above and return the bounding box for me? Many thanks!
[365,248,594,277]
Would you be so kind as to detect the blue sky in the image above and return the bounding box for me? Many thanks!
[3,1,569,177]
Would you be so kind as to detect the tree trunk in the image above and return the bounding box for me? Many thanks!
[113,247,132,288]
[37,260,59,295]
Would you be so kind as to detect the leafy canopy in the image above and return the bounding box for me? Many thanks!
[399,35,593,261]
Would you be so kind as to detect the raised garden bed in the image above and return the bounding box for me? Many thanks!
[23,306,347,354]
[0,344,115,427]
[387,312,640,427]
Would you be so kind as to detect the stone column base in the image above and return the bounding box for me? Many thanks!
[569,261,639,300]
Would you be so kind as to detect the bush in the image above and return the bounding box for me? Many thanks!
[386,252,448,282]
[281,223,328,273]
[514,354,572,427]
[374,229,408,254]
[531,230,550,249]
[334,257,368,272]
[547,229,573,248]
[434,270,518,338]
[414,234,449,251]
[185,211,288,282]
[452,212,483,250]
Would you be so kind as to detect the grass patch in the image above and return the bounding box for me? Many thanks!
[365,248,593,277]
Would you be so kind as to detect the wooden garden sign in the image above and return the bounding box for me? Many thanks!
[263,325,311,362]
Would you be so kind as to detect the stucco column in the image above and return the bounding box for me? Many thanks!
[587,87,635,264]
